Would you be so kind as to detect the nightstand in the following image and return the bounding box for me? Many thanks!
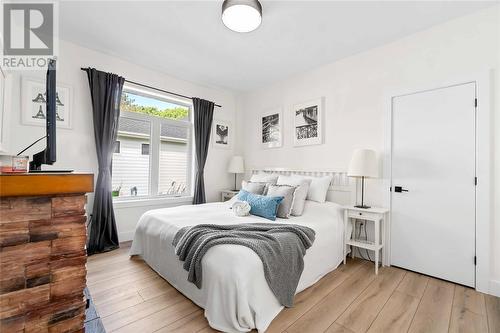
[221,190,239,202]
[343,206,389,274]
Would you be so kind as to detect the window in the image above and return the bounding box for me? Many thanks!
[112,117,151,197]
[141,143,150,155]
[111,86,192,199]
[159,123,189,195]
[114,141,121,154]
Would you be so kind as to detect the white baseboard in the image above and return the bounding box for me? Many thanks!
[489,279,500,297]
[119,230,135,242]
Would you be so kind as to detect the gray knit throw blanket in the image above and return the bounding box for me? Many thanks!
[172,223,315,307]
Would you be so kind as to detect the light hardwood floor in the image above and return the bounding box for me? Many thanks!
[87,243,500,333]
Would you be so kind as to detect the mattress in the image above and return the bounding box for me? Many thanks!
[130,198,346,332]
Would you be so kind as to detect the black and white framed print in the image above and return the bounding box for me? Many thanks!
[21,77,72,129]
[212,119,232,149]
[293,98,323,146]
[261,108,282,149]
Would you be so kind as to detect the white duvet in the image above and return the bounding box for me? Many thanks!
[130,199,346,333]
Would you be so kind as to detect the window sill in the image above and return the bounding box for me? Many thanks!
[113,195,193,209]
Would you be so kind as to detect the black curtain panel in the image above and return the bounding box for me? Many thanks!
[192,98,215,204]
[85,68,125,255]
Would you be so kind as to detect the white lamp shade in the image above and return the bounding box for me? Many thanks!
[347,149,378,178]
[228,156,245,173]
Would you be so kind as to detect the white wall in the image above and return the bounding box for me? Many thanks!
[4,40,238,240]
[236,6,500,292]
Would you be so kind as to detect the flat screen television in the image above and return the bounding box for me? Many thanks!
[30,59,57,171]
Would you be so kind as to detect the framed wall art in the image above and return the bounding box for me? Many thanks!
[292,98,324,147]
[21,77,73,129]
[212,119,232,149]
[261,108,282,149]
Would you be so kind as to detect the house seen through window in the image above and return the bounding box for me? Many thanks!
[141,143,150,155]
[111,88,191,198]
[114,141,120,154]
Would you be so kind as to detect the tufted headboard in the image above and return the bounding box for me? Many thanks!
[249,168,354,206]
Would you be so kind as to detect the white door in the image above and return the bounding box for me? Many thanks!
[391,82,476,287]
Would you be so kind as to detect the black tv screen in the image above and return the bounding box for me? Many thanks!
[45,58,56,163]
[29,58,57,171]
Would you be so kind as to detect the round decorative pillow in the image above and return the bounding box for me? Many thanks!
[232,200,251,217]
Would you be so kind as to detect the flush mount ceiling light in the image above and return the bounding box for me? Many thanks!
[222,0,262,33]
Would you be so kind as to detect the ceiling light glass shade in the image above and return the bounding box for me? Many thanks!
[222,0,262,33]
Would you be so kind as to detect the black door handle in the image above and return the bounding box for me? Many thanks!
[394,186,409,193]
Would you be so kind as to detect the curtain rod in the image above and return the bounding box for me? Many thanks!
[80,67,221,108]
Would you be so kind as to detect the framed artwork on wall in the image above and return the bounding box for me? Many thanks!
[212,119,232,149]
[292,97,324,147]
[261,108,282,149]
[21,77,73,129]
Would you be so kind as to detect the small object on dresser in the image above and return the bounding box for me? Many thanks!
[0,155,29,173]
[0,155,13,173]
[12,155,29,172]
[221,189,239,202]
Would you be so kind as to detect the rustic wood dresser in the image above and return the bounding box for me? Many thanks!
[0,173,93,332]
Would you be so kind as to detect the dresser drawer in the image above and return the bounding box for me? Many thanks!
[348,210,380,221]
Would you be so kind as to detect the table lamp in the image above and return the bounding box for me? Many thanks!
[347,149,378,209]
[228,156,244,191]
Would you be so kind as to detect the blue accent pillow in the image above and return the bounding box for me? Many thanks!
[237,190,284,221]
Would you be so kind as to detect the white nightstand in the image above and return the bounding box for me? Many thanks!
[343,206,389,274]
[221,190,239,202]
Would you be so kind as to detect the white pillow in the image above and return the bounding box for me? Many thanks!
[305,175,333,203]
[280,174,333,203]
[266,184,297,218]
[249,173,279,185]
[276,175,312,216]
[241,180,268,195]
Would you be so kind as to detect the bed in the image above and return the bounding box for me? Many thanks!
[130,169,353,333]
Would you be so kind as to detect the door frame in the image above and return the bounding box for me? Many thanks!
[383,70,492,293]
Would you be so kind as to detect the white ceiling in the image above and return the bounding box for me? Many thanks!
[60,1,495,91]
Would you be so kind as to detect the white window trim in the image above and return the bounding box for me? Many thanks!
[113,195,193,209]
[113,86,193,204]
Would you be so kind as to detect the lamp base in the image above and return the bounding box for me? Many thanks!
[354,205,371,209]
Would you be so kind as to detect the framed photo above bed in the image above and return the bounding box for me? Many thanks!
[261,108,282,149]
[293,98,324,147]
[212,119,232,149]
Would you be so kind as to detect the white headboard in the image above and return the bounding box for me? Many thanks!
[249,168,354,206]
